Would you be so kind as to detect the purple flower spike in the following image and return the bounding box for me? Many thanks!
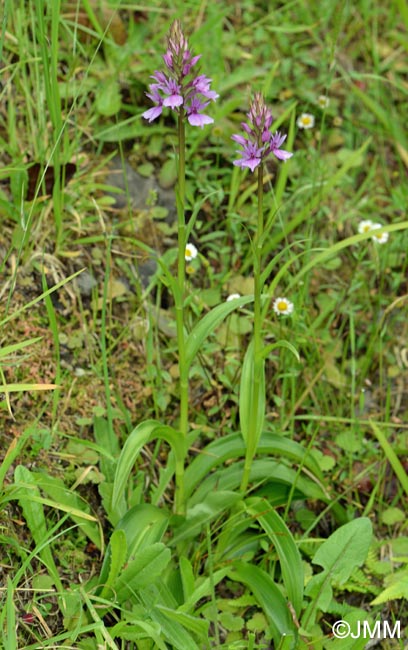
[232,92,293,171]
[143,20,217,127]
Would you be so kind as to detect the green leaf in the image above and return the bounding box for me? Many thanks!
[189,458,328,511]
[239,340,265,447]
[114,543,171,601]
[246,498,304,616]
[370,421,408,498]
[109,621,168,649]
[139,583,202,650]
[156,605,209,638]
[261,340,300,362]
[179,568,230,613]
[98,504,168,594]
[184,431,324,501]
[304,518,372,625]
[184,296,254,369]
[170,490,242,545]
[180,557,195,602]
[111,420,184,520]
[229,561,296,648]
[0,337,43,360]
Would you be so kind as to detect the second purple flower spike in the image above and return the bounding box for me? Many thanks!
[232,93,293,171]
[142,20,218,128]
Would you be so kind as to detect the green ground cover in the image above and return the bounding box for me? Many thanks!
[0,1,407,648]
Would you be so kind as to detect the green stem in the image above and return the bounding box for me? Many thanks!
[241,164,264,492]
[174,111,188,515]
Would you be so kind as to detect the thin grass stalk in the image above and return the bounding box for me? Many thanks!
[241,164,264,492]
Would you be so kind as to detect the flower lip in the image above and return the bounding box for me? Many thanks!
[273,297,294,316]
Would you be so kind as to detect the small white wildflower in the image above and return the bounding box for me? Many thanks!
[185,243,198,261]
[273,297,294,317]
[317,95,330,109]
[370,223,389,244]
[358,220,375,234]
[297,113,315,129]
[226,293,241,302]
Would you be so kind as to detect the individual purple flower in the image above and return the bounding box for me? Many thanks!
[186,97,213,128]
[232,92,293,171]
[142,86,164,122]
[142,20,217,127]
[267,132,293,161]
[232,136,263,172]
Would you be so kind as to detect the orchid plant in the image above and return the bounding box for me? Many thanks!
[231,93,293,490]
[142,21,218,514]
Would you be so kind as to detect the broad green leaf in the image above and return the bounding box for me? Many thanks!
[239,340,265,447]
[180,556,196,602]
[184,431,323,501]
[188,459,333,519]
[229,561,296,648]
[246,498,303,616]
[99,504,168,591]
[184,296,254,369]
[171,490,242,545]
[115,503,169,557]
[111,420,184,519]
[114,543,171,602]
[303,518,372,627]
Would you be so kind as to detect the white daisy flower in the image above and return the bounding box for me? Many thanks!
[185,243,198,261]
[358,220,375,234]
[370,223,389,244]
[317,95,330,109]
[297,113,315,129]
[273,297,294,316]
[226,293,241,302]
